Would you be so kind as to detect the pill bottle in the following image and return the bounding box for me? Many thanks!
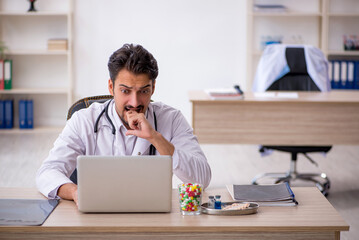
[215,195,222,209]
[208,195,215,209]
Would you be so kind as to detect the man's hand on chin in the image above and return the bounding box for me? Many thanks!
[125,110,155,140]
[125,110,175,156]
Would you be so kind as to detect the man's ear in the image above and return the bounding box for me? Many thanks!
[151,80,156,95]
[108,79,114,96]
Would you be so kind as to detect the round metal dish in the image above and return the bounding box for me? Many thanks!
[201,201,259,215]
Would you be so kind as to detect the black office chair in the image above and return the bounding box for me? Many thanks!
[67,95,113,184]
[251,46,331,196]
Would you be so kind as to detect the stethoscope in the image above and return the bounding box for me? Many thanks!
[94,99,157,155]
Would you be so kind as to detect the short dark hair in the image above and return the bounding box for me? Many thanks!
[108,44,159,83]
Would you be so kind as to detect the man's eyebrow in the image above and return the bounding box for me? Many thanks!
[118,84,151,89]
[119,84,132,89]
[140,84,151,89]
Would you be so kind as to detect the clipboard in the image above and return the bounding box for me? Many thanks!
[0,199,59,226]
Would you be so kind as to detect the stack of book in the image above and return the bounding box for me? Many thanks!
[205,88,244,100]
[227,183,298,206]
[253,4,287,13]
[47,39,68,51]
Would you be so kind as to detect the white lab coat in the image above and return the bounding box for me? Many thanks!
[36,100,212,198]
[252,44,331,92]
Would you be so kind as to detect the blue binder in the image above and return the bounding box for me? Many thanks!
[332,61,341,89]
[346,61,355,89]
[26,100,34,129]
[330,62,334,89]
[330,60,359,90]
[0,100,5,128]
[19,100,27,129]
[340,61,347,89]
[355,61,359,90]
[4,99,13,129]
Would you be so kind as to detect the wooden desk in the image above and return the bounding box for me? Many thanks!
[0,187,349,240]
[189,90,359,145]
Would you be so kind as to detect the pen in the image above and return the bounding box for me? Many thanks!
[233,85,244,95]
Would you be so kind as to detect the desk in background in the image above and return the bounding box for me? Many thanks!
[0,187,349,240]
[189,90,359,145]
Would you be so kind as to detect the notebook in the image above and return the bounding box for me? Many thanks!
[226,183,298,206]
[77,155,172,213]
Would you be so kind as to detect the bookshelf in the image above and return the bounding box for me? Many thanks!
[0,0,73,133]
[246,0,359,89]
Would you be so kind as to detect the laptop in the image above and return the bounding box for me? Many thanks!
[77,155,172,213]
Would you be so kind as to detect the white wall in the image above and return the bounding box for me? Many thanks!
[73,0,247,124]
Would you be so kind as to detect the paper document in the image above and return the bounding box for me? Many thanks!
[254,92,298,99]
[276,92,298,98]
[254,92,276,98]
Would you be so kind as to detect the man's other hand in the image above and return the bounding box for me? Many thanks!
[58,183,78,207]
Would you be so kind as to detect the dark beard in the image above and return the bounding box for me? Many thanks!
[119,114,130,129]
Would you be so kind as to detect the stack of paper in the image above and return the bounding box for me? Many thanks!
[205,88,244,100]
[227,183,298,206]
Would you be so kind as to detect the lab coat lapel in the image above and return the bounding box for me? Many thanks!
[131,104,156,156]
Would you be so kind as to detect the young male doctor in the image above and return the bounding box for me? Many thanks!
[36,44,212,206]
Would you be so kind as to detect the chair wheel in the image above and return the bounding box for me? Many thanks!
[323,182,330,192]
[319,182,330,197]
[324,182,330,189]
